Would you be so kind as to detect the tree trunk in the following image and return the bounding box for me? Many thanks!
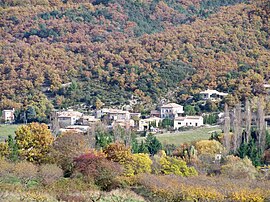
[232,103,242,153]
[245,99,251,143]
[257,97,266,151]
[223,103,230,153]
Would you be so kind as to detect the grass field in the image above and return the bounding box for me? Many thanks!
[0,124,20,142]
[137,126,222,146]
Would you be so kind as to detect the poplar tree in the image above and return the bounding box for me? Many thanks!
[223,103,230,152]
[233,103,242,153]
[244,99,252,143]
[257,97,266,151]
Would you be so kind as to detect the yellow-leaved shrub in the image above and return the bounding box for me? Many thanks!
[104,143,153,176]
[132,153,152,174]
[195,140,224,155]
[154,151,198,176]
[0,142,9,158]
[221,155,258,180]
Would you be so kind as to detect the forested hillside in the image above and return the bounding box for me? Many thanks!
[0,0,269,118]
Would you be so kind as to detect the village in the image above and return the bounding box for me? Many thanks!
[1,89,229,137]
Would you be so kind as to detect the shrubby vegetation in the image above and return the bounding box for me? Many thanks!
[136,174,270,201]
[1,0,270,200]
[0,121,270,200]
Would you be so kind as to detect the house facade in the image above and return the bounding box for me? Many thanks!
[199,89,228,101]
[160,103,184,119]
[150,110,160,118]
[130,112,141,120]
[96,108,130,120]
[174,116,204,129]
[77,115,100,126]
[2,109,15,123]
[108,109,130,120]
[139,117,162,131]
[112,119,135,129]
[57,110,83,128]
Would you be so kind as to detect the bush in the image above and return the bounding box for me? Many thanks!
[0,142,9,158]
[56,189,146,202]
[47,177,97,193]
[137,174,270,201]
[0,190,56,201]
[38,164,63,185]
[104,143,132,164]
[74,152,122,190]
[104,143,154,176]
[104,143,135,176]
[12,161,38,182]
[221,155,258,180]
[50,131,89,176]
[137,174,224,201]
[195,140,224,155]
[194,153,220,175]
[153,151,198,176]
[0,158,13,177]
[132,153,152,175]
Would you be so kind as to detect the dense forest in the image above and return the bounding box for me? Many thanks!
[0,0,269,118]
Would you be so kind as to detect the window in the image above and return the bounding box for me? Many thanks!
[195,123,198,126]
[190,122,192,125]
[178,122,181,125]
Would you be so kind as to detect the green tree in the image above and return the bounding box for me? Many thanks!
[161,118,173,129]
[131,138,139,153]
[94,124,113,149]
[237,129,263,166]
[184,105,196,115]
[145,134,162,155]
[7,135,19,162]
[26,106,37,122]
[138,140,149,153]
[205,100,218,112]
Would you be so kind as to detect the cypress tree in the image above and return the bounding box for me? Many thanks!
[7,135,19,162]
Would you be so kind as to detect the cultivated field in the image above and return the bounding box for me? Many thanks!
[138,126,222,146]
[0,124,20,142]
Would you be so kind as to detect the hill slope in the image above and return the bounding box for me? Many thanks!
[0,0,269,118]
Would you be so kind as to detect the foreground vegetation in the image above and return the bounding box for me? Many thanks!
[1,165,270,202]
[0,121,270,201]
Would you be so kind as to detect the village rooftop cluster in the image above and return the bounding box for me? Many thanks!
[1,89,230,135]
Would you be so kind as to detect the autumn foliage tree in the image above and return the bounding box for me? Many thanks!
[152,150,198,176]
[50,131,89,176]
[0,0,269,110]
[195,140,224,156]
[74,151,122,190]
[15,122,54,163]
[104,142,153,176]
